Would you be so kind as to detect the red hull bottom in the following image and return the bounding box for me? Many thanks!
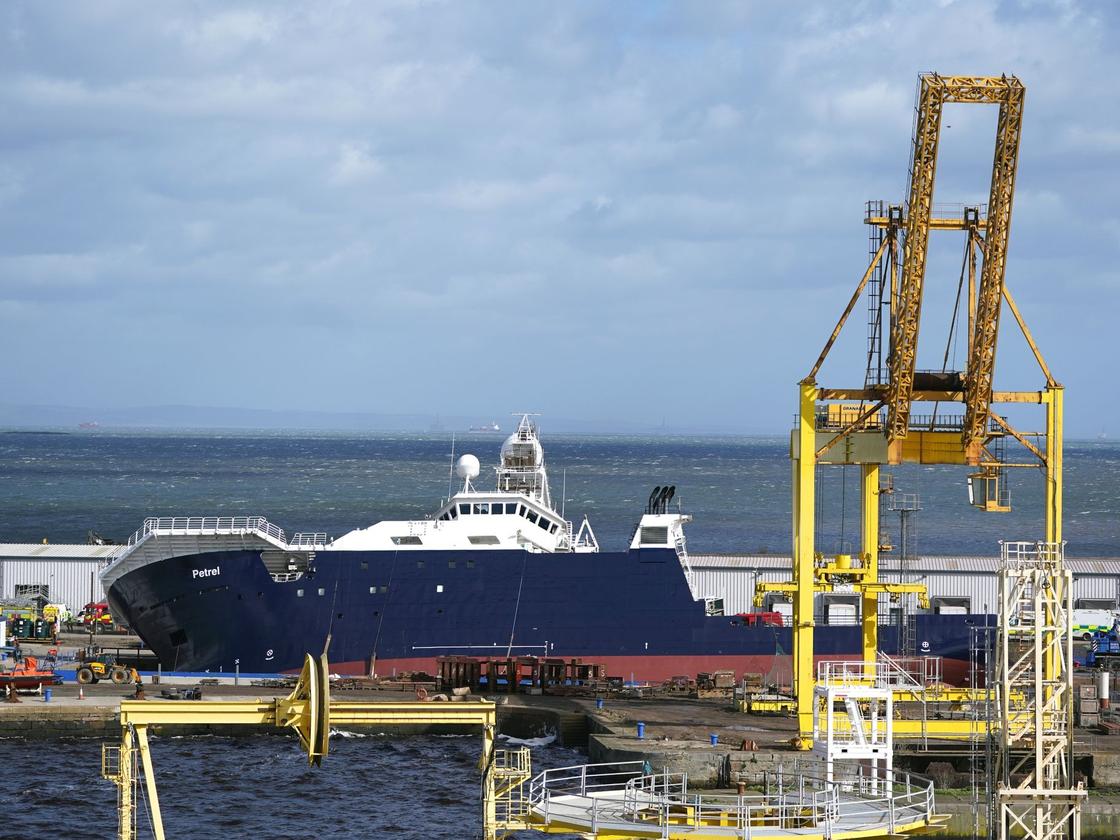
[304,653,971,687]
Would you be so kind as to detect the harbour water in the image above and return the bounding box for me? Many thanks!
[1,429,1118,555]
[0,731,582,838]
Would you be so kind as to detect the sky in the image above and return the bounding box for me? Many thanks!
[0,1,1117,435]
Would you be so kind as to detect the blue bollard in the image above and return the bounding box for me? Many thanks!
[44,688,52,703]
[637,722,645,739]
[709,733,718,746]
[595,698,604,710]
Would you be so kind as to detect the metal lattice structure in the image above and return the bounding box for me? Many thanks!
[996,541,1084,840]
[886,74,1026,446]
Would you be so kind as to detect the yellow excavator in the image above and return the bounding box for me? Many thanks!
[76,653,140,685]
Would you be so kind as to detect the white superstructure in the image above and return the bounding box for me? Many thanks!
[331,415,598,553]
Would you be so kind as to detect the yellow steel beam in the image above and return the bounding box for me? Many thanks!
[866,215,989,230]
[119,700,277,727]
[114,680,498,840]
[118,699,497,728]
[134,726,165,840]
[818,388,1047,404]
[1046,385,1063,543]
[808,236,891,381]
[814,400,886,459]
[861,464,879,671]
[793,381,817,748]
[120,727,134,840]
[886,74,946,442]
[988,412,1045,463]
[962,76,1026,447]
[1002,282,1056,387]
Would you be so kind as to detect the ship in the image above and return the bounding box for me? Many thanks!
[98,416,984,681]
[469,421,502,433]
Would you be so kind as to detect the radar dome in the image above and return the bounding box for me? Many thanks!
[455,454,481,480]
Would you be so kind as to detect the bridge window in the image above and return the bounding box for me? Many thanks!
[459,503,471,515]
[505,503,518,514]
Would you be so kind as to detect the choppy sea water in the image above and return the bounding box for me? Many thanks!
[0,732,584,839]
[0,429,1117,555]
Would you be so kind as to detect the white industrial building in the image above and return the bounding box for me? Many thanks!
[689,553,1120,622]
[0,543,120,612]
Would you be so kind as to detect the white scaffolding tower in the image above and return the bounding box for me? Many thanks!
[996,540,1084,840]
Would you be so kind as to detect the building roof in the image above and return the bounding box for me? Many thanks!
[0,543,122,560]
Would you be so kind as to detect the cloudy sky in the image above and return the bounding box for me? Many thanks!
[0,1,1117,434]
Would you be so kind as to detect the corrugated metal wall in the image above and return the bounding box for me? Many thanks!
[0,558,103,611]
[692,560,1120,616]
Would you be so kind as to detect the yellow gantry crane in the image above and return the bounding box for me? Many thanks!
[756,73,1061,748]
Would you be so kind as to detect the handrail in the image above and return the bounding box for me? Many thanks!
[522,761,936,834]
[102,516,330,572]
[125,516,287,547]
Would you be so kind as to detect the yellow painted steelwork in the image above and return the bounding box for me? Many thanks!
[768,73,1062,751]
[104,654,500,840]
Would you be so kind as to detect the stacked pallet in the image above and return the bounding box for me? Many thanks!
[1077,682,1100,728]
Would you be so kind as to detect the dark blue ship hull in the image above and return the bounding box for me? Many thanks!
[105,545,989,682]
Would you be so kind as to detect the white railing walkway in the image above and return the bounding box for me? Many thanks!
[512,761,938,839]
[101,516,332,573]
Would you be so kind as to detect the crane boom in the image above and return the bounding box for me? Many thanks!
[963,78,1026,446]
[886,75,945,441]
[886,74,1026,448]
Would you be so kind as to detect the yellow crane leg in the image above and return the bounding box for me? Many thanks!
[861,463,880,673]
[482,720,497,840]
[119,726,134,840]
[793,381,817,749]
[1045,384,1063,544]
[134,725,166,840]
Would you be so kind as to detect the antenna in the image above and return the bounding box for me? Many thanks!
[447,433,456,502]
[561,469,567,518]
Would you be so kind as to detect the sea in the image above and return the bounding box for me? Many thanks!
[1,428,1117,555]
[0,428,1117,838]
[0,731,584,838]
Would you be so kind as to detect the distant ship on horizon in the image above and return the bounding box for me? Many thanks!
[468,421,501,433]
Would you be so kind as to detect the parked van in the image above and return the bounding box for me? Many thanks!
[1072,608,1117,641]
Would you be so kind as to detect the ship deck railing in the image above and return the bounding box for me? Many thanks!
[520,760,937,838]
[101,516,332,573]
[125,516,287,547]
